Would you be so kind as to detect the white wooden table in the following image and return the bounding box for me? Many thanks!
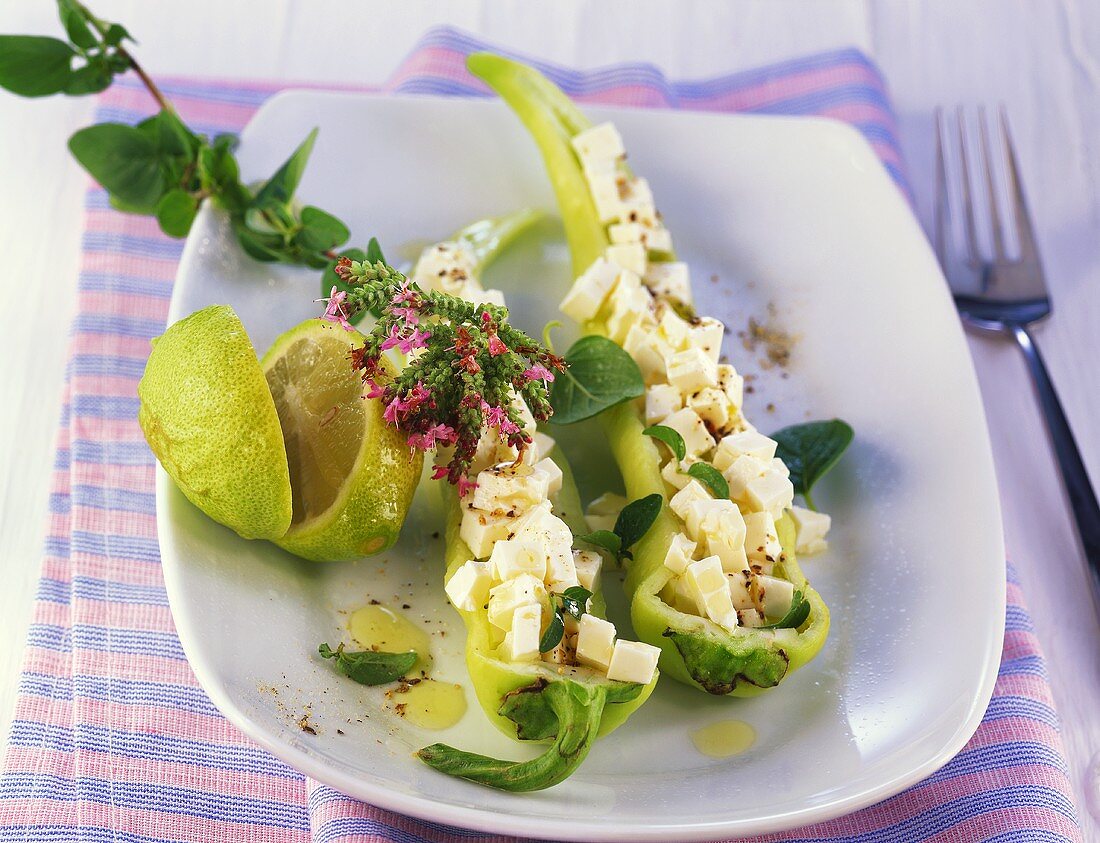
[2,0,1098,835]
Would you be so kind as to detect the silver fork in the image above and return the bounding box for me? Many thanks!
[934,105,1100,607]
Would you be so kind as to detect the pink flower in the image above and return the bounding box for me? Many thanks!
[319,286,354,331]
[487,333,508,357]
[392,284,418,305]
[457,474,478,498]
[523,365,555,384]
[364,379,386,399]
[484,404,521,436]
[480,311,493,325]
[380,325,432,355]
[390,305,419,325]
[431,464,450,481]
[406,423,457,451]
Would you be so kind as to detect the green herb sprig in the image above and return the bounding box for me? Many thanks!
[538,586,593,653]
[771,419,854,510]
[318,642,418,686]
[579,493,662,562]
[549,336,644,424]
[0,0,362,281]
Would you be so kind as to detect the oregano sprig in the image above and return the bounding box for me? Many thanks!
[329,256,566,492]
[0,1,365,286]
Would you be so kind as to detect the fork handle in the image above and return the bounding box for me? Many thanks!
[1011,324,1100,602]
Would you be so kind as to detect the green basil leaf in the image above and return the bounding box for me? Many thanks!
[0,36,75,98]
[57,0,98,50]
[559,586,592,620]
[549,335,644,425]
[252,126,318,208]
[760,590,811,630]
[538,613,565,652]
[318,642,416,686]
[365,236,386,264]
[771,419,854,503]
[63,60,113,95]
[296,205,350,252]
[614,493,663,556]
[642,424,686,461]
[235,224,286,263]
[136,109,197,158]
[155,189,198,238]
[103,23,132,47]
[69,123,165,211]
[578,530,621,558]
[686,463,729,500]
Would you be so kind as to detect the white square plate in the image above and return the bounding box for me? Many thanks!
[159,91,1005,841]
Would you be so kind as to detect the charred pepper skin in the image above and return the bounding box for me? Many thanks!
[413,213,657,791]
[468,52,830,697]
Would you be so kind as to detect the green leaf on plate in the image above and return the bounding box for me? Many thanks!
[614,493,663,557]
[252,126,318,208]
[68,122,165,212]
[771,419,854,507]
[155,189,199,238]
[578,529,621,558]
[538,613,565,652]
[643,424,686,462]
[686,462,729,500]
[295,205,350,252]
[0,35,75,98]
[549,335,644,425]
[318,642,416,686]
[365,236,386,264]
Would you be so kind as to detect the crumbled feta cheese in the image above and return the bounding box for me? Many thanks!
[683,497,738,541]
[532,431,556,461]
[576,614,616,670]
[622,177,654,207]
[771,457,790,478]
[460,505,520,559]
[666,347,718,394]
[684,556,738,629]
[606,639,661,684]
[605,242,648,276]
[489,539,547,582]
[722,454,769,501]
[624,324,672,383]
[462,286,506,307]
[643,262,692,306]
[737,608,765,628]
[645,383,683,425]
[584,514,617,533]
[610,221,673,253]
[670,480,712,521]
[606,275,655,344]
[487,574,547,630]
[501,603,543,662]
[791,505,831,555]
[743,510,782,564]
[571,122,625,168]
[758,574,795,620]
[444,560,492,612]
[662,532,697,575]
[745,469,794,518]
[714,430,778,471]
[693,503,748,572]
[661,456,697,490]
[688,387,732,431]
[471,463,550,514]
[686,317,725,364]
[661,407,716,457]
[716,364,744,411]
[657,307,690,350]
[559,257,620,323]
[670,574,700,614]
[588,492,629,517]
[413,242,477,294]
[511,504,577,591]
[588,170,629,223]
[572,549,603,591]
[534,457,563,497]
[727,569,756,610]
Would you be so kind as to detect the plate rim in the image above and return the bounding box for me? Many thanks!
[159,87,1006,842]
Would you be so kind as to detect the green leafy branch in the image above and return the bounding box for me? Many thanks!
[0,0,361,280]
[579,493,662,563]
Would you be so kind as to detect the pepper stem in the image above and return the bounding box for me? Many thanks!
[417,680,607,792]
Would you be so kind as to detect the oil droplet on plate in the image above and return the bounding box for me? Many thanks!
[349,603,432,673]
[691,719,756,758]
[390,680,466,730]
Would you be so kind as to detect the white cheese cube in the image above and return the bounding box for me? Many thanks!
[445,560,492,612]
[532,431,556,461]
[471,463,550,515]
[609,221,673,253]
[737,608,766,628]
[703,507,749,573]
[643,262,692,306]
[534,457,563,497]
[716,364,744,411]
[658,308,690,350]
[487,574,547,630]
[686,317,725,364]
[667,348,718,394]
[605,242,648,276]
[460,506,519,559]
[715,430,778,469]
[489,539,547,583]
[688,387,732,431]
[559,257,620,323]
[606,639,661,684]
[670,480,712,521]
[661,407,717,458]
[644,225,673,253]
[662,533,697,575]
[511,504,577,590]
[670,574,701,614]
[661,456,697,491]
[727,569,757,610]
[571,122,625,167]
[791,505,831,555]
[683,497,738,541]
[501,603,543,662]
[746,470,795,518]
[572,550,603,591]
[624,324,671,384]
[584,514,616,533]
[576,615,616,670]
[463,286,506,308]
[758,574,795,620]
[771,457,791,478]
[645,383,683,425]
[588,170,628,223]
[413,242,476,294]
[541,639,571,665]
[624,177,654,206]
[606,278,655,344]
[510,393,537,433]
[743,510,782,564]
[588,492,628,517]
[722,454,769,501]
[684,556,738,628]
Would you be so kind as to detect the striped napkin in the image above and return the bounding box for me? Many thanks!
[0,26,1083,843]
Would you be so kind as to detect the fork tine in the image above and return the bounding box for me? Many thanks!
[978,106,1007,259]
[999,105,1041,263]
[933,107,951,271]
[954,106,981,267]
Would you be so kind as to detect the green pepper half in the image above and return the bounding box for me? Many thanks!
[413,213,658,790]
[468,53,829,697]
